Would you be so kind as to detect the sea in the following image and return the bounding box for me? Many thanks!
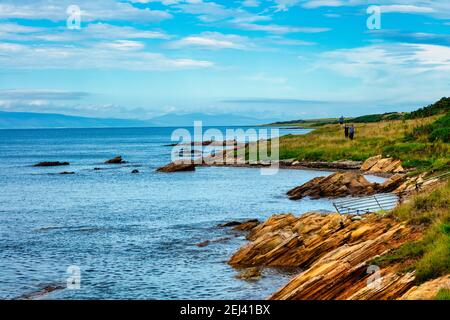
[0,126,384,299]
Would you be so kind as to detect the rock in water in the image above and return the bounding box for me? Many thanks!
[105,156,126,164]
[218,219,260,231]
[131,169,139,174]
[156,161,196,173]
[287,172,377,200]
[34,161,70,167]
[59,171,75,175]
[236,267,262,281]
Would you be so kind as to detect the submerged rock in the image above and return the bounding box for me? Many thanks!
[287,172,377,200]
[236,267,262,281]
[105,156,126,164]
[156,161,196,173]
[34,161,70,167]
[17,284,65,300]
[59,171,75,175]
[196,237,233,247]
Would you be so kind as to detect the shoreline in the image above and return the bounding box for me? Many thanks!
[199,162,394,178]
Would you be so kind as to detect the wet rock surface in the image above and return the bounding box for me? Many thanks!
[34,161,70,167]
[218,219,260,231]
[156,161,196,173]
[105,156,127,164]
[16,284,65,300]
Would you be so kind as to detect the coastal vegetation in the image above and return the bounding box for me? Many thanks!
[272,98,450,173]
[372,180,450,284]
[269,97,449,127]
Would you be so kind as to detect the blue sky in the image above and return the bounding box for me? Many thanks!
[0,0,449,120]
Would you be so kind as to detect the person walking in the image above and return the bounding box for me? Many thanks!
[349,125,355,140]
[344,125,349,138]
[339,116,344,125]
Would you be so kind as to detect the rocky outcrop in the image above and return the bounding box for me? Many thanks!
[17,284,65,300]
[105,156,126,164]
[287,172,408,200]
[156,161,196,173]
[400,275,450,300]
[34,161,70,167]
[287,172,378,200]
[361,155,405,173]
[229,212,423,300]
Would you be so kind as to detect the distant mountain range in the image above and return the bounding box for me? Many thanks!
[0,111,268,129]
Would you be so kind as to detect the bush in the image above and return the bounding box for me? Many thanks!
[429,127,450,143]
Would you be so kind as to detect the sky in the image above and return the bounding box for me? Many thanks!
[0,0,449,120]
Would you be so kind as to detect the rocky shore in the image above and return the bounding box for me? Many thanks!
[228,212,449,300]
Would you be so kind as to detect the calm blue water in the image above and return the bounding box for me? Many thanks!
[0,127,383,300]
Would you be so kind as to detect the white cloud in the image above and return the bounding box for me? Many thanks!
[0,22,169,42]
[0,89,89,100]
[302,0,343,9]
[168,32,252,50]
[237,23,330,34]
[379,5,434,14]
[242,0,261,7]
[316,43,450,102]
[0,0,171,22]
[0,42,213,70]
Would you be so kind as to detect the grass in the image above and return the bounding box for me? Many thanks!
[371,181,450,284]
[273,115,449,172]
[434,288,450,300]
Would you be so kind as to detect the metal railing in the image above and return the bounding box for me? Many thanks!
[333,193,399,215]
[332,171,449,215]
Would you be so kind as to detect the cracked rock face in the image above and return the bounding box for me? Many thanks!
[287,172,379,200]
[286,171,408,200]
[229,212,423,300]
[361,155,405,173]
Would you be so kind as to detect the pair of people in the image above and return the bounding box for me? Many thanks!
[344,124,355,140]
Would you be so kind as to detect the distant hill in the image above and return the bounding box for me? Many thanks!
[404,97,450,120]
[268,97,450,127]
[148,112,265,126]
[0,111,267,129]
[0,111,153,129]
